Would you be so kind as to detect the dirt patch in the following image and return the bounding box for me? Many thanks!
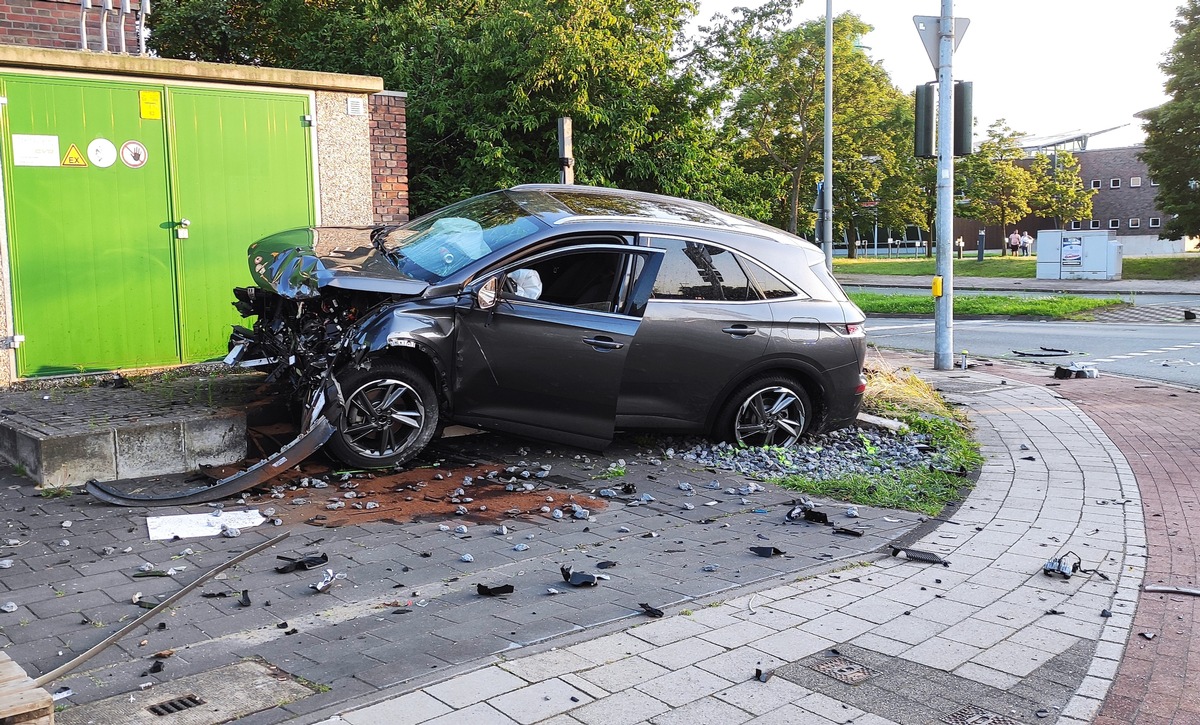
[224,455,609,529]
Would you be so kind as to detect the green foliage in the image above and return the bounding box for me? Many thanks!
[957,121,1035,246]
[1028,151,1095,225]
[1142,0,1200,239]
[847,292,1125,319]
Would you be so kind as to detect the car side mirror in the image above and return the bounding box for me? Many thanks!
[477,276,501,310]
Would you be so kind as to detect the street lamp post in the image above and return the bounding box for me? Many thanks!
[822,0,834,272]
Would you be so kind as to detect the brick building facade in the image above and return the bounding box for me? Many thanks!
[369,91,409,224]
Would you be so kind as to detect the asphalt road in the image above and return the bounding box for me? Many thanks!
[866,316,1200,387]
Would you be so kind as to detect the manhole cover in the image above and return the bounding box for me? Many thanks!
[940,705,1022,725]
[807,656,878,685]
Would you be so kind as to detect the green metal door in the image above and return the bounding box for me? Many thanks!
[0,75,178,375]
[168,88,314,362]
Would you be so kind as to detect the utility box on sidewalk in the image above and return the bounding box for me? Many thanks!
[1036,230,1122,280]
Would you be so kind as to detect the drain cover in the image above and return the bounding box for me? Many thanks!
[148,694,205,716]
[807,656,878,685]
[940,705,1022,725]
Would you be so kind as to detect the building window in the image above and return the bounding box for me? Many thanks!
[1090,220,1101,229]
[1130,176,1142,187]
[1150,217,1161,228]
[1129,218,1141,228]
[1110,179,1121,188]
[1109,219,1120,229]
[1090,179,1102,189]
[1069,221,1081,230]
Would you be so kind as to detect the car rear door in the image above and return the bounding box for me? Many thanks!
[617,236,772,428]
[453,243,663,449]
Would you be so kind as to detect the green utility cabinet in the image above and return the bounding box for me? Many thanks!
[0,74,314,376]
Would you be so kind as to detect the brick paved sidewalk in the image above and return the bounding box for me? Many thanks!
[989,364,1200,725]
[311,367,1146,725]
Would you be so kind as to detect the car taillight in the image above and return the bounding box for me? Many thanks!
[855,375,867,395]
[828,322,865,337]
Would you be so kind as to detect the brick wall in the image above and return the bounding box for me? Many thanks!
[369,91,409,224]
[1075,147,1164,235]
[0,0,142,52]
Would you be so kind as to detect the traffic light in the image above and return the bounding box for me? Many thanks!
[913,81,974,158]
[914,84,935,158]
[954,81,973,157]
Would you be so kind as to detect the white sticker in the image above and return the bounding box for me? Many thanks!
[11,134,60,167]
[87,138,117,168]
[120,140,148,169]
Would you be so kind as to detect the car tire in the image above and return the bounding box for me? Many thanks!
[326,361,440,468]
[717,375,812,448]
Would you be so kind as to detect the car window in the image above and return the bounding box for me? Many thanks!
[510,250,628,313]
[741,258,801,299]
[380,192,541,282]
[647,237,754,301]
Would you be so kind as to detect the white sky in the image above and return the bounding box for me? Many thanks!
[695,0,1180,149]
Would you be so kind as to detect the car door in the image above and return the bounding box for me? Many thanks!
[618,236,773,428]
[453,243,663,449]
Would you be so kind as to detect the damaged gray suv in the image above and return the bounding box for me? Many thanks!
[227,185,867,469]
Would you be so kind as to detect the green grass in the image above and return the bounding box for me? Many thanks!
[776,357,983,517]
[848,292,1125,319]
[834,253,1200,280]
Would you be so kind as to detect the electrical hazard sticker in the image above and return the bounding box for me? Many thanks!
[120,140,148,169]
[61,143,88,167]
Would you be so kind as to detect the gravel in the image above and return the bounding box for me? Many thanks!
[672,426,953,481]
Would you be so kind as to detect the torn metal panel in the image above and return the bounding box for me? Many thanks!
[86,417,333,507]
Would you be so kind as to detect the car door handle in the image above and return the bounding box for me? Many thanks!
[721,325,757,338]
[582,336,624,351]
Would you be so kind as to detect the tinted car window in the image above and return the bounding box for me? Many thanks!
[741,258,800,299]
[648,238,754,301]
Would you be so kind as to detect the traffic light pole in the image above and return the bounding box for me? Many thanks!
[933,0,955,370]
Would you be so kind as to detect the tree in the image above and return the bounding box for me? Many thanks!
[1141,0,1200,239]
[713,11,911,239]
[957,121,1034,255]
[1028,151,1094,227]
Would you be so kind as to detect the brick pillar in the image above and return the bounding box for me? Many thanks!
[0,0,142,52]
[369,91,409,224]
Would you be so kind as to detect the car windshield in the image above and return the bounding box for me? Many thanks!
[378,192,542,282]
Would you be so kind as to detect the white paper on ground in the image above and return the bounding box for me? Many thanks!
[146,510,266,541]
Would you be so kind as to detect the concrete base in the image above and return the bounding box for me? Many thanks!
[0,383,247,488]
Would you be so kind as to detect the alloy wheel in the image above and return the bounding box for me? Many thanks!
[734,385,806,447]
[341,378,426,459]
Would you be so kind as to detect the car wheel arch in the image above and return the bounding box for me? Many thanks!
[705,360,830,434]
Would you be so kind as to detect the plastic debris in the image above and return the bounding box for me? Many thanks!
[61,521,73,528]
[755,668,773,683]
[596,561,618,569]
[220,525,241,538]
[638,603,664,618]
[551,509,564,520]
[561,565,598,587]
[0,560,11,569]
[890,547,950,567]
[678,482,693,492]
[845,505,859,518]
[438,524,451,532]
[598,489,617,498]
[460,553,475,563]
[618,526,631,533]
[513,543,530,552]
[137,562,155,572]
[547,588,562,595]
[1,602,17,613]
[496,525,509,536]
[750,546,785,558]
[477,583,514,596]
[454,525,469,534]
[702,564,719,572]
[275,552,328,573]
[237,590,251,607]
[1140,632,1156,640]
[573,507,590,520]
[310,568,346,593]
[683,503,695,510]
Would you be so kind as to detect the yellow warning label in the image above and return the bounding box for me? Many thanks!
[139,90,162,120]
[61,143,88,167]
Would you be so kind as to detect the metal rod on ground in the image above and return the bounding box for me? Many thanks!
[33,531,290,687]
[933,0,955,370]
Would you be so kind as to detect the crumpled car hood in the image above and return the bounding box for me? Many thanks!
[248,227,430,299]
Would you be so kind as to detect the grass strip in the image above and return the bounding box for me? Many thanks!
[777,354,983,517]
[847,292,1125,318]
[834,254,1200,280]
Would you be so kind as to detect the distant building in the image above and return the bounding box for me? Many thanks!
[954,145,1190,257]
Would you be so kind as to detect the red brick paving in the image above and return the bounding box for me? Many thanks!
[991,363,1200,725]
